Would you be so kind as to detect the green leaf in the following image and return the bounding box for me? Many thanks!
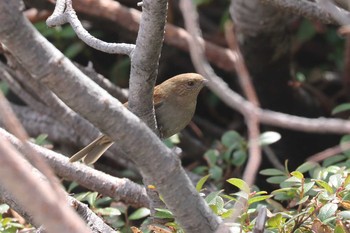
[248,195,273,205]
[341,135,350,157]
[163,134,180,148]
[0,81,9,95]
[303,181,315,194]
[296,195,309,205]
[221,209,234,219]
[231,150,247,166]
[67,181,79,193]
[154,208,174,219]
[332,103,350,115]
[329,174,343,189]
[267,213,284,228]
[204,149,219,167]
[291,171,304,180]
[297,20,316,43]
[86,192,98,207]
[205,190,224,205]
[64,42,84,59]
[34,134,49,146]
[226,178,250,194]
[95,207,121,216]
[266,176,288,184]
[344,174,350,187]
[335,224,347,233]
[128,207,150,220]
[315,180,334,194]
[323,154,346,167]
[193,0,211,6]
[209,166,223,181]
[196,174,211,192]
[284,176,302,184]
[338,210,350,219]
[221,131,242,148]
[259,168,285,176]
[296,161,317,173]
[318,203,338,222]
[259,131,281,146]
[0,204,9,214]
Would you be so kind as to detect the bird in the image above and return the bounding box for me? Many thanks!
[69,73,207,164]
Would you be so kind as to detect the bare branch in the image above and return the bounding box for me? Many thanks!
[318,0,350,25]
[224,22,261,186]
[46,0,135,56]
[0,132,91,233]
[0,127,150,208]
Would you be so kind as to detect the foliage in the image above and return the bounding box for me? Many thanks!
[0,204,24,233]
[194,130,280,185]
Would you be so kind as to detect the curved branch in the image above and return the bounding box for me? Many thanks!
[46,0,135,56]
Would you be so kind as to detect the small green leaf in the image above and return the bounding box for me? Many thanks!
[221,209,234,219]
[86,192,98,207]
[296,195,309,205]
[296,161,317,173]
[34,134,49,146]
[95,207,121,216]
[205,190,224,205]
[341,135,350,157]
[329,174,343,189]
[315,180,334,194]
[64,42,84,59]
[344,174,350,187]
[259,168,285,176]
[297,20,316,43]
[284,176,302,184]
[128,207,150,220]
[338,210,350,219]
[303,181,315,194]
[291,171,304,180]
[332,103,350,115]
[0,204,9,214]
[221,131,242,148]
[204,149,219,167]
[323,155,346,167]
[0,81,9,95]
[318,203,338,221]
[259,131,281,146]
[226,178,250,194]
[231,150,247,166]
[209,166,223,181]
[335,224,347,233]
[154,208,174,219]
[266,176,288,184]
[248,195,273,205]
[196,174,211,192]
[267,213,284,227]
[67,181,79,193]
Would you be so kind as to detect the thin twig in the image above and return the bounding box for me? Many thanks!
[224,22,261,186]
[307,141,350,162]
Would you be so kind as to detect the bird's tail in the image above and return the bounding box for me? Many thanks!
[69,135,114,165]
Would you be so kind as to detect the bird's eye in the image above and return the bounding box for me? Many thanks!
[187,81,195,87]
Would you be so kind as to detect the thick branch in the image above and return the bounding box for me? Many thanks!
[0,127,150,208]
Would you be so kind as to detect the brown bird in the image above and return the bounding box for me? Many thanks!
[69,73,206,164]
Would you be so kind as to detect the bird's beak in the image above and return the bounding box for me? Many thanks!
[202,79,209,85]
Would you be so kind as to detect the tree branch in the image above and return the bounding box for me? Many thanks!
[0,127,150,208]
